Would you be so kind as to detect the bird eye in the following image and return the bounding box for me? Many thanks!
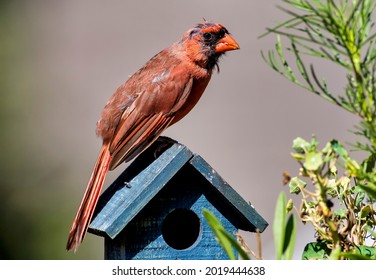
[203,32,213,41]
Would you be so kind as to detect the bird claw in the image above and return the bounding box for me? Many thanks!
[153,137,178,159]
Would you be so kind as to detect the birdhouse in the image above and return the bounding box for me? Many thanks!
[88,137,268,260]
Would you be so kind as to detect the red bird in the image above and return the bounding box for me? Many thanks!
[66,22,239,251]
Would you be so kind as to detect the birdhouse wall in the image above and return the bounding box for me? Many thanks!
[104,164,238,260]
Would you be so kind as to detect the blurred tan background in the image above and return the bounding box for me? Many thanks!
[0,0,360,259]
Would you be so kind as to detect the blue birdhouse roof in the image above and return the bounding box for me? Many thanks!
[88,138,268,240]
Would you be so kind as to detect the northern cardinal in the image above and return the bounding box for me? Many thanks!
[66,22,239,251]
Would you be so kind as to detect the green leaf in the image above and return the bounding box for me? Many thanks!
[340,252,373,260]
[357,182,376,200]
[302,242,331,260]
[203,209,235,259]
[273,192,287,260]
[304,151,323,171]
[219,228,251,260]
[355,190,365,206]
[359,205,371,220]
[289,177,307,194]
[276,35,298,83]
[345,158,361,176]
[329,245,341,260]
[334,208,347,219]
[355,245,376,258]
[310,135,319,149]
[362,152,376,172]
[283,214,296,260]
[262,0,376,262]
[273,192,297,260]
[203,209,250,260]
[291,152,305,160]
[292,137,310,153]
[330,139,349,159]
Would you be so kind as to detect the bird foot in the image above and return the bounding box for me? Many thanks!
[153,136,179,159]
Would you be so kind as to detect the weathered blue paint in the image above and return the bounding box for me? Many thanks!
[190,155,268,232]
[89,143,193,239]
[88,137,268,260]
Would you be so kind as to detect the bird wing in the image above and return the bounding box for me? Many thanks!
[108,63,194,170]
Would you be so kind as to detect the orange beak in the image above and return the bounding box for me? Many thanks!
[215,34,240,53]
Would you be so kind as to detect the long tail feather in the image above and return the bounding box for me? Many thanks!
[66,145,111,252]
